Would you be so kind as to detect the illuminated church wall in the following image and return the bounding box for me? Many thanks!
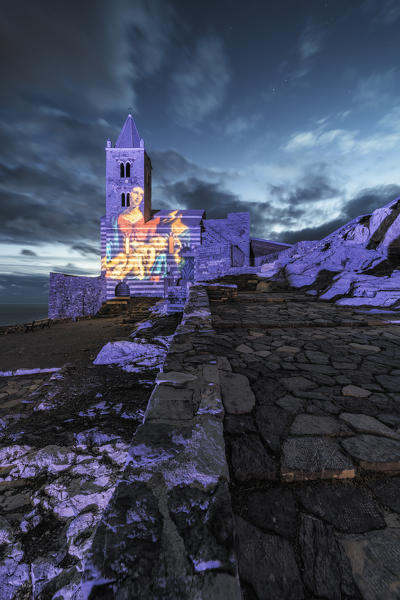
[101,113,205,298]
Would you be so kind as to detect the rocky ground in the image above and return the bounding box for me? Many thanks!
[0,305,181,599]
[1,280,400,599]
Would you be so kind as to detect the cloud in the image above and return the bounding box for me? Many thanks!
[71,243,100,257]
[156,176,312,239]
[274,183,400,244]
[223,114,262,138]
[283,126,357,153]
[377,105,400,131]
[274,218,345,244]
[352,68,399,109]
[299,22,326,61]
[364,0,400,25]
[21,249,37,256]
[269,173,341,204]
[0,0,175,114]
[167,35,231,128]
[151,150,220,186]
[52,263,97,276]
[343,184,400,219]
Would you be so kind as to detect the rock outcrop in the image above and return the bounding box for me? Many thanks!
[261,196,400,309]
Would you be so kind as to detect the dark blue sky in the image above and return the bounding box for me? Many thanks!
[1,0,400,302]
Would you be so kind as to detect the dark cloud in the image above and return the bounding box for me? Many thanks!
[21,249,37,256]
[274,184,400,244]
[167,35,230,128]
[151,150,219,185]
[0,0,175,115]
[52,263,97,276]
[71,243,100,257]
[274,218,345,244]
[269,173,341,204]
[342,184,400,220]
[156,176,308,239]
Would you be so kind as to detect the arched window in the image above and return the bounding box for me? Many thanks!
[126,193,130,206]
[120,163,125,178]
[121,193,125,207]
[125,162,130,177]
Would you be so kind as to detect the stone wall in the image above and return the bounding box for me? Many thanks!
[194,243,232,280]
[48,273,106,319]
[203,213,250,266]
[82,284,242,598]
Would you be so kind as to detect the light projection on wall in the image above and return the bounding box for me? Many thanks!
[103,186,193,281]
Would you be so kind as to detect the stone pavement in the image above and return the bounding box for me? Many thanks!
[212,281,400,600]
[82,278,400,599]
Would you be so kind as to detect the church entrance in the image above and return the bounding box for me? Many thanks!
[115,281,130,297]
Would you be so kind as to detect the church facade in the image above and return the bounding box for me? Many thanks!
[49,114,290,318]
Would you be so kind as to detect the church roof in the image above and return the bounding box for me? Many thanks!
[115,114,141,148]
[250,238,292,257]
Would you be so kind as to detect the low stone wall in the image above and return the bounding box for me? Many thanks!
[82,284,242,598]
[48,273,106,319]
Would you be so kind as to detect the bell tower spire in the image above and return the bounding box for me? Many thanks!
[104,113,152,222]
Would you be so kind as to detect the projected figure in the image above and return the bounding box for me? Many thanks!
[105,188,192,281]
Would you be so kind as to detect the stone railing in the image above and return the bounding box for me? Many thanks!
[82,284,242,598]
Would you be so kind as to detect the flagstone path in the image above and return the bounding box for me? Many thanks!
[212,284,400,600]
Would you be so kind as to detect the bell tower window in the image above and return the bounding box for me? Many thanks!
[126,193,130,206]
[120,163,125,178]
[121,193,125,207]
[125,162,130,177]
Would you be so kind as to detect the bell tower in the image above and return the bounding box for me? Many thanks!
[105,113,152,222]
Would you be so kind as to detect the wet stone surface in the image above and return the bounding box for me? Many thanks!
[209,281,400,600]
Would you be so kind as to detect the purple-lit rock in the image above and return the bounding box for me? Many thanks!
[262,196,400,308]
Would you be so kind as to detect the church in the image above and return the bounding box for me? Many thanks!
[49,114,290,318]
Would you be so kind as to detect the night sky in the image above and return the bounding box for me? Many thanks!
[1,0,400,303]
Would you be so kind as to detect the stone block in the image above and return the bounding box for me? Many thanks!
[368,476,400,513]
[234,516,304,599]
[340,529,400,600]
[243,487,298,540]
[282,376,318,393]
[168,481,236,574]
[156,371,198,386]
[299,514,358,600]
[256,405,291,453]
[339,412,399,439]
[281,437,355,482]
[290,414,352,436]
[145,385,195,421]
[342,385,371,398]
[217,356,232,371]
[296,481,385,533]
[219,372,255,415]
[224,415,258,435]
[376,374,400,392]
[230,435,278,482]
[341,435,400,472]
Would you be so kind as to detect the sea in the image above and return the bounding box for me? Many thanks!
[0,304,49,327]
